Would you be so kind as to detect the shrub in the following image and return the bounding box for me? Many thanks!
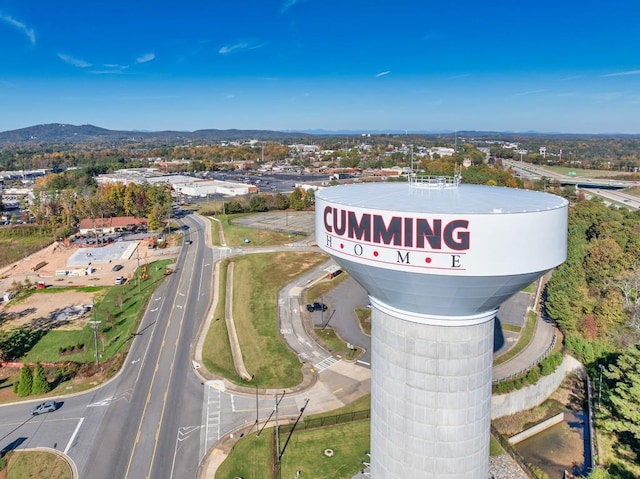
[31,362,50,395]
[526,367,540,385]
[16,365,33,397]
[540,352,563,376]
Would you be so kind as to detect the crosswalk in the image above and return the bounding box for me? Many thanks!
[313,355,339,373]
[202,385,221,458]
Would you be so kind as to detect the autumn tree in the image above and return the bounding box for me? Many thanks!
[288,188,305,211]
[273,193,289,210]
[248,195,268,213]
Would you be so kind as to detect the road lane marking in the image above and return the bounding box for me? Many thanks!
[64,417,84,455]
[313,356,339,372]
[146,248,199,479]
[124,259,190,478]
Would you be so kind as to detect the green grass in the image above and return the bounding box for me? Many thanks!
[214,214,302,247]
[223,252,326,388]
[216,421,371,479]
[493,311,538,366]
[5,450,72,479]
[489,436,503,456]
[306,273,349,303]
[0,231,55,271]
[209,218,221,246]
[201,260,237,379]
[305,395,371,422]
[215,431,273,479]
[501,323,522,333]
[521,281,537,294]
[354,307,371,336]
[22,260,173,366]
[541,165,623,178]
[626,186,640,197]
[313,327,363,361]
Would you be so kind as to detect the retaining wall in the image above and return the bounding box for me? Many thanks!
[491,355,583,419]
[508,412,565,444]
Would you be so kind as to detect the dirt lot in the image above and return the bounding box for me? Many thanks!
[0,240,178,333]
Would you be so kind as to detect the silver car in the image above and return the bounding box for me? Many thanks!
[31,401,56,415]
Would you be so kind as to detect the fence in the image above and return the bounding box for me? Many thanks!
[585,376,597,473]
[273,409,371,479]
[492,333,557,384]
[278,409,371,435]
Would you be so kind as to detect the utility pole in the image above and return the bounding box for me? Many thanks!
[255,384,259,433]
[258,390,286,437]
[275,393,280,476]
[88,304,100,368]
[137,245,141,292]
[275,398,310,478]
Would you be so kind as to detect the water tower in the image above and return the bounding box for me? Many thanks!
[315,177,568,478]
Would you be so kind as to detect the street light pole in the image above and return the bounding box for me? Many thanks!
[598,364,605,408]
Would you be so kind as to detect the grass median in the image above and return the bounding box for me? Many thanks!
[203,251,327,388]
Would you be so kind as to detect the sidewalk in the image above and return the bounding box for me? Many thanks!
[198,360,371,479]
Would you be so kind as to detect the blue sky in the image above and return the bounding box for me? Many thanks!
[1,0,640,134]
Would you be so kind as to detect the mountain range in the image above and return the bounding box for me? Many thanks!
[1,124,638,146]
[0,123,313,145]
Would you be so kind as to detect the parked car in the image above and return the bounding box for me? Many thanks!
[306,302,328,312]
[114,276,126,285]
[32,401,56,415]
[112,264,123,271]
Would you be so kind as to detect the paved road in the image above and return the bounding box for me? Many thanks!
[76,213,214,479]
[0,213,214,479]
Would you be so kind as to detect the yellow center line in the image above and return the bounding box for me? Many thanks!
[147,250,197,478]
[123,248,196,479]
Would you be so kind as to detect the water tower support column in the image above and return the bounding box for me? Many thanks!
[370,300,496,478]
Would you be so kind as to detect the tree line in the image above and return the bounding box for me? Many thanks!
[544,198,640,476]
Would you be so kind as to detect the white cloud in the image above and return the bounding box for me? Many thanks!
[375,71,390,77]
[602,70,640,78]
[219,42,264,55]
[136,53,155,64]
[281,0,299,14]
[90,69,128,75]
[57,53,92,68]
[0,13,36,45]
